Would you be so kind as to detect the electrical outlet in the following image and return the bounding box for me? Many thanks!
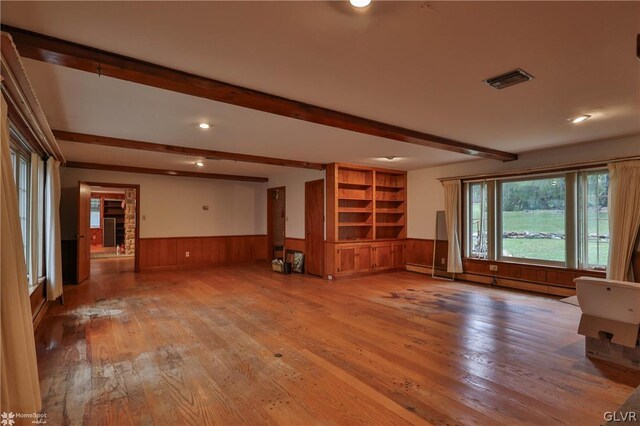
[489,264,498,271]
[185,251,190,258]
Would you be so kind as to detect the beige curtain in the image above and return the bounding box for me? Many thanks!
[1,96,42,412]
[607,160,640,281]
[28,153,41,287]
[443,180,463,273]
[45,158,63,301]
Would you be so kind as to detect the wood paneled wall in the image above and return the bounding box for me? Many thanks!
[461,258,604,289]
[403,238,620,294]
[140,235,268,269]
[405,238,434,266]
[285,238,306,254]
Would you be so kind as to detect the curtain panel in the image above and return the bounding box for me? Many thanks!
[45,159,63,301]
[443,180,464,273]
[1,95,42,413]
[607,160,640,281]
[28,153,42,287]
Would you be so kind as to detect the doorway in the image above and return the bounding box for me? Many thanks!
[267,187,286,260]
[77,182,140,283]
[305,179,324,276]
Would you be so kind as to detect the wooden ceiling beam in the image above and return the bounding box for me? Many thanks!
[53,130,325,170]
[5,25,518,162]
[65,161,268,183]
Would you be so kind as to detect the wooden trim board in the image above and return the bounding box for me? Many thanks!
[67,161,268,183]
[55,130,325,170]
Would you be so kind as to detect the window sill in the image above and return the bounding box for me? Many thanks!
[499,256,566,268]
[28,276,46,296]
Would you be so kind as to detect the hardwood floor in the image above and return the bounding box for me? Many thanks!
[35,260,639,425]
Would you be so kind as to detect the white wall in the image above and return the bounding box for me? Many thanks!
[60,167,267,239]
[408,134,640,240]
[266,168,326,239]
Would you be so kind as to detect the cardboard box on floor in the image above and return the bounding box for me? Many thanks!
[578,314,640,370]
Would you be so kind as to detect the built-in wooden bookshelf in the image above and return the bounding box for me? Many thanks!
[326,163,407,278]
[327,163,406,242]
[374,170,406,240]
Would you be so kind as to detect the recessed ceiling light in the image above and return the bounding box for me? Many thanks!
[350,0,371,8]
[195,161,204,167]
[199,123,211,129]
[570,115,590,124]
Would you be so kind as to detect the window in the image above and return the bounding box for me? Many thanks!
[8,123,47,290]
[10,148,30,264]
[90,198,101,229]
[500,176,566,264]
[468,182,488,258]
[464,169,609,270]
[579,171,609,270]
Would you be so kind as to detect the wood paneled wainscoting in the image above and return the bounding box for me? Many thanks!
[139,235,268,269]
[403,238,623,296]
[459,259,604,297]
[405,238,435,269]
[284,237,306,254]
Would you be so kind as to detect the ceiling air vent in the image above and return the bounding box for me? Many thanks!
[484,68,534,90]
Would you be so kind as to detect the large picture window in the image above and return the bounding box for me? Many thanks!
[500,176,566,264]
[464,169,608,270]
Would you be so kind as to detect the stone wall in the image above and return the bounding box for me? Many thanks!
[124,188,136,255]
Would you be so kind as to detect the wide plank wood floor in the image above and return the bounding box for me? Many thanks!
[35,258,639,425]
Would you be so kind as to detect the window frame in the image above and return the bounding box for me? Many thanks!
[496,173,568,267]
[578,169,610,271]
[9,140,31,269]
[463,168,609,271]
[465,180,489,259]
[90,197,102,229]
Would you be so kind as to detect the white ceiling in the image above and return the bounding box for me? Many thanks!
[2,1,639,177]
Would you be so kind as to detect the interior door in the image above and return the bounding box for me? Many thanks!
[305,179,324,276]
[267,187,286,259]
[77,182,91,283]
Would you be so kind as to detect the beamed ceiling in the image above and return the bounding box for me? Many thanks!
[1,1,638,179]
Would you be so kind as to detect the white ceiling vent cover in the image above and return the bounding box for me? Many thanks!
[484,69,534,90]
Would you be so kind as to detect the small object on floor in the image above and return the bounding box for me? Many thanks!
[274,353,283,358]
[271,259,284,273]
